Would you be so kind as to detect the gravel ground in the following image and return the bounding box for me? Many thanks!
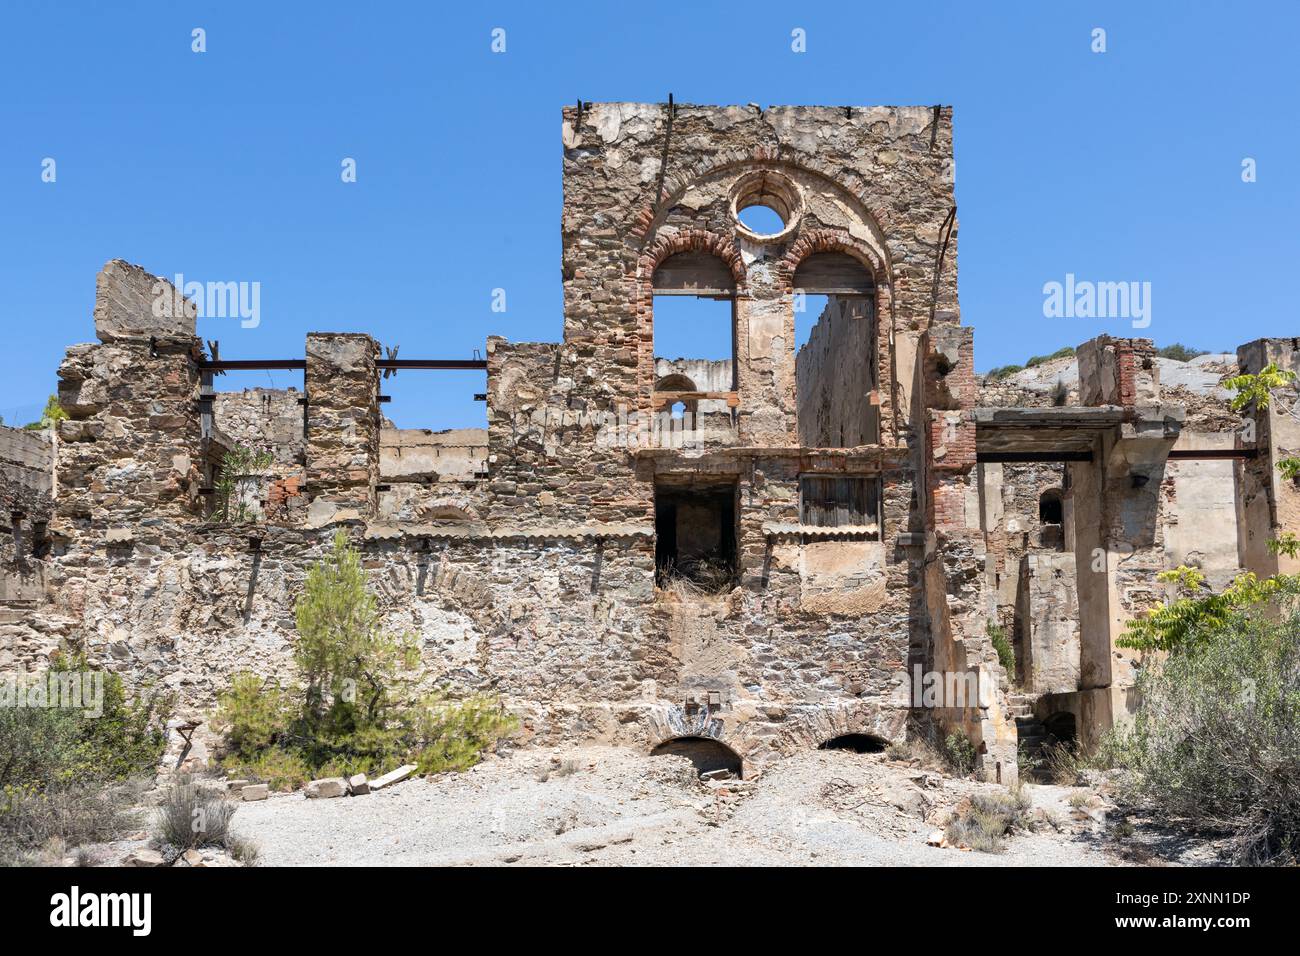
[223,746,1142,867]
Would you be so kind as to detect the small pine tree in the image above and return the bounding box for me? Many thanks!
[294,529,420,740]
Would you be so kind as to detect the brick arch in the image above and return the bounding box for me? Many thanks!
[631,230,746,414]
[629,149,897,260]
[778,229,887,294]
[638,228,747,292]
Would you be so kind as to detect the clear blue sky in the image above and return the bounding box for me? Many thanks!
[2,1,1297,429]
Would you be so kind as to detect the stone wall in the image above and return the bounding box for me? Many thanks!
[213,388,305,466]
[0,106,1050,783]
[796,297,876,447]
[0,425,53,518]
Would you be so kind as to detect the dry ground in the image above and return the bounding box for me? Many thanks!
[72,745,1223,867]
[214,745,1160,867]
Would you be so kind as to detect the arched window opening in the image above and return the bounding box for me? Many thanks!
[650,736,744,779]
[794,252,878,448]
[652,252,736,383]
[819,733,888,754]
[652,252,737,447]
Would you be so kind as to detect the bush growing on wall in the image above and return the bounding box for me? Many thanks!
[214,530,517,786]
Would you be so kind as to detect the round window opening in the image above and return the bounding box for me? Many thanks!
[729,171,802,243]
[737,203,785,236]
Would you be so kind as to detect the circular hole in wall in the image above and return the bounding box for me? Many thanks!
[729,170,802,243]
[736,203,786,236]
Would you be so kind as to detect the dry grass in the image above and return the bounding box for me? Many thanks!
[945,786,1035,853]
[152,774,258,864]
[0,778,146,866]
[658,557,734,596]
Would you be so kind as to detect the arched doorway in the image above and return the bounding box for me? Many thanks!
[650,736,744,779]
[819,733,888,754]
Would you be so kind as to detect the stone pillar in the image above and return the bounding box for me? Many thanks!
[304,333,379,524]
[54,260,202,528]
[1235,338,1300,576]
[1070,335,1182,747]
[1076,335,1158,408]
[920,323,1016,784]
[734,284,797,446]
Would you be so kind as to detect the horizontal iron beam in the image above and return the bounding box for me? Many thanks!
[196,359,487,371]
[1167,448,1259,460]
[377,359,487,370]
[976,451,1093,463]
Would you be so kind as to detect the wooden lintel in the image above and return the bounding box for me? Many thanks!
[653,390,740,409]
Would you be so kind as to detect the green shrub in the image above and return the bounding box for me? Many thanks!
[1155,343,1208,362]
[21,395,67,431]
[984,364,1023,380]
[212,530,517,786]
[1120,565,1300,652]
[212,673,291,758]
[414,694,519,775]
[220,747,313,792]
[943,731,977,777]
[988,623,1016,676]
[209,445,273,523]
[1106,608,1300,864]
[0,654,170,790]
[1024,346,1075,368]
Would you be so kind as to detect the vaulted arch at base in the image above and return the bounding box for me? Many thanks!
[650,735,744,779]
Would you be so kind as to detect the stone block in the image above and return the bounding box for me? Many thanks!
[368,764,417,791]
[304,777,348,799]
[94,259,196,343]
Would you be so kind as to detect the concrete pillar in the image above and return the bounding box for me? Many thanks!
[1070,335,1182,747]
[1235,338,1300,576]
[304,333,380,524]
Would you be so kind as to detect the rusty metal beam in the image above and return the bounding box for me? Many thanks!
[1167,448,1259,460]
[977,451,1093,463]
[196,358,487,371]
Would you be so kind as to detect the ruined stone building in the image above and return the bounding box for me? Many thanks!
[2,104,1297,784]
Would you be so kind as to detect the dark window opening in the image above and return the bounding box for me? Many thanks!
[1039,489,1063,525]
[650,736,743,779]
[800,475,880,528]
[819,733,888,754]
[655,479,737,592]
[1043,712,1077,747]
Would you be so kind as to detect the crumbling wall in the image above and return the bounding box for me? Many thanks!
[796,297,875,447]
[1019,551,1080,694]
[1236,338,1300,577]
[0,426,53,603]
[2,105,1042,778]
[1161,456,1241,590]
[0,425,53,518]
[213,388,305,465]
[54,260,204,530]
